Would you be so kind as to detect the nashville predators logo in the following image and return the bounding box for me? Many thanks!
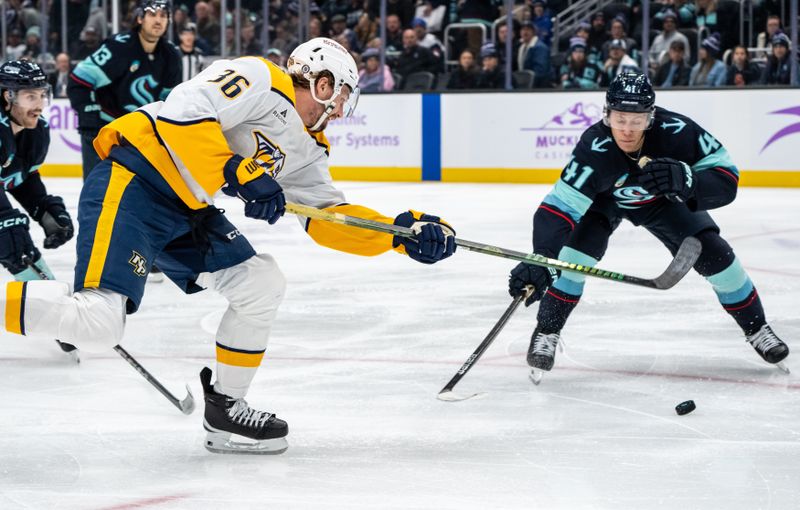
[128,251,148,277]
[252,131,286,178]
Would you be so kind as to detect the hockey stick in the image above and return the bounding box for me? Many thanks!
[22,257,195,415]
[284,202,701,290]
[437,287,533,402]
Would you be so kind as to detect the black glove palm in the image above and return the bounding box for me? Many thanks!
[508,262,555,306]
[638,157,696,203]
[33,195,74,249]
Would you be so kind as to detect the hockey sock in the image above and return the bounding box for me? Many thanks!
[704,257,765,336]
[536,288,581,334]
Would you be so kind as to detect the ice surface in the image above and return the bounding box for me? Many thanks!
[1,180,798,509]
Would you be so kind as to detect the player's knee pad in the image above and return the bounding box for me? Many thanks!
[693,229,735,277]
[64,288,127,353]
[10,282,126,353]
[214,253,286,325]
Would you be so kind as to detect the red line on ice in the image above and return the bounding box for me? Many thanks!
[94,494,187,510]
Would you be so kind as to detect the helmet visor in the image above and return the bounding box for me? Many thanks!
[11,86,51,109]
[343,86,360,118]
[606,110,650,131]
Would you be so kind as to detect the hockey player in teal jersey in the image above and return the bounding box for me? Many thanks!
[509,71,789,380]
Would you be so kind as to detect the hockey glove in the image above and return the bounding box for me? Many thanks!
[508,262,556,306]
[222,155,286,224]
[393,210,456,264]
[0,208,41,274]
[638,157,697,203]
[32,195,74,249]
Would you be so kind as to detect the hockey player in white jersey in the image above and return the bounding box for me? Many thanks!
[1,38,456,454]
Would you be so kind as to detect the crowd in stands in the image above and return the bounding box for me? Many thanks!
[2,0,798,94]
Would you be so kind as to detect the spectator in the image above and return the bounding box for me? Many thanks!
[756,15,782,59]
[179,23,204,82]
[521,22,551,87]
[309,17,324,39]
[329,13,360,52]
[194,1,220,53]
[171,3,190,40]
[48,52,72,98]
[695,0,738,52]
[559,37,603,89]
[476,43,513,89]
[447,48,479,89]
[648,10,690,70]
[531,0,553,47]
[654,0,696,28]
[6,29,26,61]
[72,25,102,60]
[384,14,404,53]
[412,18,444,61]
[359,48,395,92]
[517,21,538,72]
[266,48,284,69]
[383,0,415,27]
[725,45,760,86]
[414,0,446,33]
[344,0,366,27]
[602,16,637,61]
[496,21,519,71]
[603,39,639,82]
[22,26,45,61]
[689,33,726,87]
[241,23,263,56]
[587,12,608,57]
[354,12,378,50]
[83,0,108,39]
[395,29,439,79]
[654,39,691,87]
[760,33,793,85]
[272,22,300,57]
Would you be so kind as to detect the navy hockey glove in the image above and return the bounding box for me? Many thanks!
[509,262,556,306]
[638,158,697,203]
[0,209,41,274]
[393,210,456,264]
[222,155,286,224]
[32,195,74,249]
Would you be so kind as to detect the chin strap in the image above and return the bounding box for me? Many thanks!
[307,76,342,132]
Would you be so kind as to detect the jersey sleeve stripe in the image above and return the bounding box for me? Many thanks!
[692,147,738,176]
[542,179,592,222]
[537,204,576,229]
[71,60,112,88]
[156,116,218,126]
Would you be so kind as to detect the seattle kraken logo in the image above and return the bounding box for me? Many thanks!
[252,131,286,178]
[128,251,148,277]
[613,186,656,209]
[125,75,160,111]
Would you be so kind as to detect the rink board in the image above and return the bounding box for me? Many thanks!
[41,89,800,186]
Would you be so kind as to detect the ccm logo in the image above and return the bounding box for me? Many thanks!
[0,217,26,228]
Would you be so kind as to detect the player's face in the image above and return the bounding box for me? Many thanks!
[306,78,354,132]
[608,110,648,152]
[140,9,169,41]
[7,87,49,128]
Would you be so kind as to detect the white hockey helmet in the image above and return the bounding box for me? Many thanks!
[288,37,360,131]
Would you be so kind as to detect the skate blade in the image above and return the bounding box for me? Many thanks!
[437,390,486,402]
[205,431,288,455]
[775,361,790,374]
[529,369,544,385]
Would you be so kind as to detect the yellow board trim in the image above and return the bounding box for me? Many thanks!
[5,281,24,335]
[216,345,265,368]
[83,163,135,288]
[329,166,422,182]
[37,164,800,187]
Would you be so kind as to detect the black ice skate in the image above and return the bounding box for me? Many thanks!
[55,340,80,363]
[746,324,790,374]
[527,327,563,385]
[200,367,288,454]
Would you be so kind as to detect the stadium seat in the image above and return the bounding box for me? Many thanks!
[513,70,535,89]
[402,71,436,91]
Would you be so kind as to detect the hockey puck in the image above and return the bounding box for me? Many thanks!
[675,400,696,416]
